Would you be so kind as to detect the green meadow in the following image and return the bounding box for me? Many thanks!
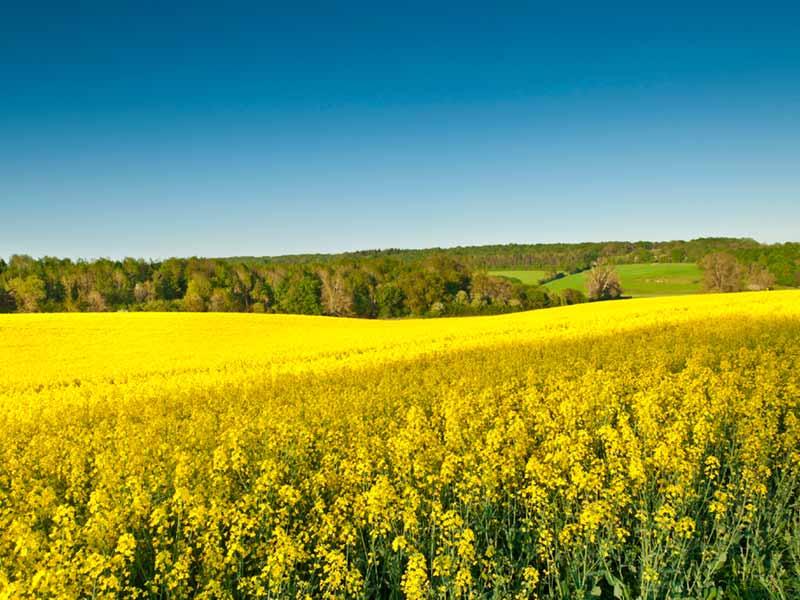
[492,263,703,297]
[484,270,550,285]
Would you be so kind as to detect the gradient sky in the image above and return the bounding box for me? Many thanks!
[2,1,799,259]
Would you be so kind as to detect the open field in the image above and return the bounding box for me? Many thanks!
[484,270,550,286]
[492,263,703,297]
[2,291,800,598]
[544,263,703,296]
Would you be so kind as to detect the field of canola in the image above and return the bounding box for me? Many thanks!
[2,291,800,599]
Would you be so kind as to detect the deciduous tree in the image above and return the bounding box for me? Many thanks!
[586,262,622,301]
[7,275,46,312]
[700,252,743,292]
[745,264,776,291]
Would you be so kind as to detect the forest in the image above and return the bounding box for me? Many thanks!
[1,238,798,317]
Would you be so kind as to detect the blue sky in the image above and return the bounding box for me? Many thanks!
[2,1,799,259]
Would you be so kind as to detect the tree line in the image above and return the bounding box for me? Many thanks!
[1,238,796,316]
[226,237,800,283]
[0,254,583,316]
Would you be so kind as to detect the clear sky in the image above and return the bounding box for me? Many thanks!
[2,1,799,259]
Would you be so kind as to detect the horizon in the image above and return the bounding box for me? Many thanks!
[1,235,793,264]
[2,2,799,258]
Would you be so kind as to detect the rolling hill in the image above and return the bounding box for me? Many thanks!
[492,263,703,297]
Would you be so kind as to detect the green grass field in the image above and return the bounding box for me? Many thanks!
[492,263,703,297]
[486,270,550,285]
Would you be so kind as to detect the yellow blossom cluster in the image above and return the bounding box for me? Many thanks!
[1,291,800,598]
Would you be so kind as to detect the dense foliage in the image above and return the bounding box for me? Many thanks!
[0,255,559,317]
[1,292,799,599]
[227,237,800,281]
[1,238,797,316]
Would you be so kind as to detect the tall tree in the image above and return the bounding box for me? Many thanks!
[744,264,775,291]
[586,261,623,301]
[277,271,322,315]
[700,252,743,293]
[375,283,406,318]
[6,276,46,312]
[318,268,354,316]
[183,273,212,311]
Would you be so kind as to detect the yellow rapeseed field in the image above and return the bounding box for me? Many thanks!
[1,291,800,599]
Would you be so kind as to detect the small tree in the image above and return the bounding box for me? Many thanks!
[700,252,743,292]
[586,262,622,301]
[558,288,586,306]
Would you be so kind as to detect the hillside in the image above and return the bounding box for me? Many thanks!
[221,237,766,270]
[492,263,704,297]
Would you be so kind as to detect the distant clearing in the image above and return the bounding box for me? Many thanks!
[486,270,550,285]
[492,263,703,297]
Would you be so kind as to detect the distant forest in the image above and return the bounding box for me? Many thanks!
[1,238,798,317]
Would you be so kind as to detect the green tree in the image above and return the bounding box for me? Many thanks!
[7,275,46,312]
[345,269,376,317]
[670,247,687,262]
[422,255,469,297]
[557,288,586,306]
[469,272,515,307]
[277,271,322,315]
[153,258,186,300]
[398,271,444,316]
[375,283,406,318]
[183,274,213,311]
[231,264,254,310]
[250,279,274,313]
[520,286,549,310]
[7,254,37,277]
